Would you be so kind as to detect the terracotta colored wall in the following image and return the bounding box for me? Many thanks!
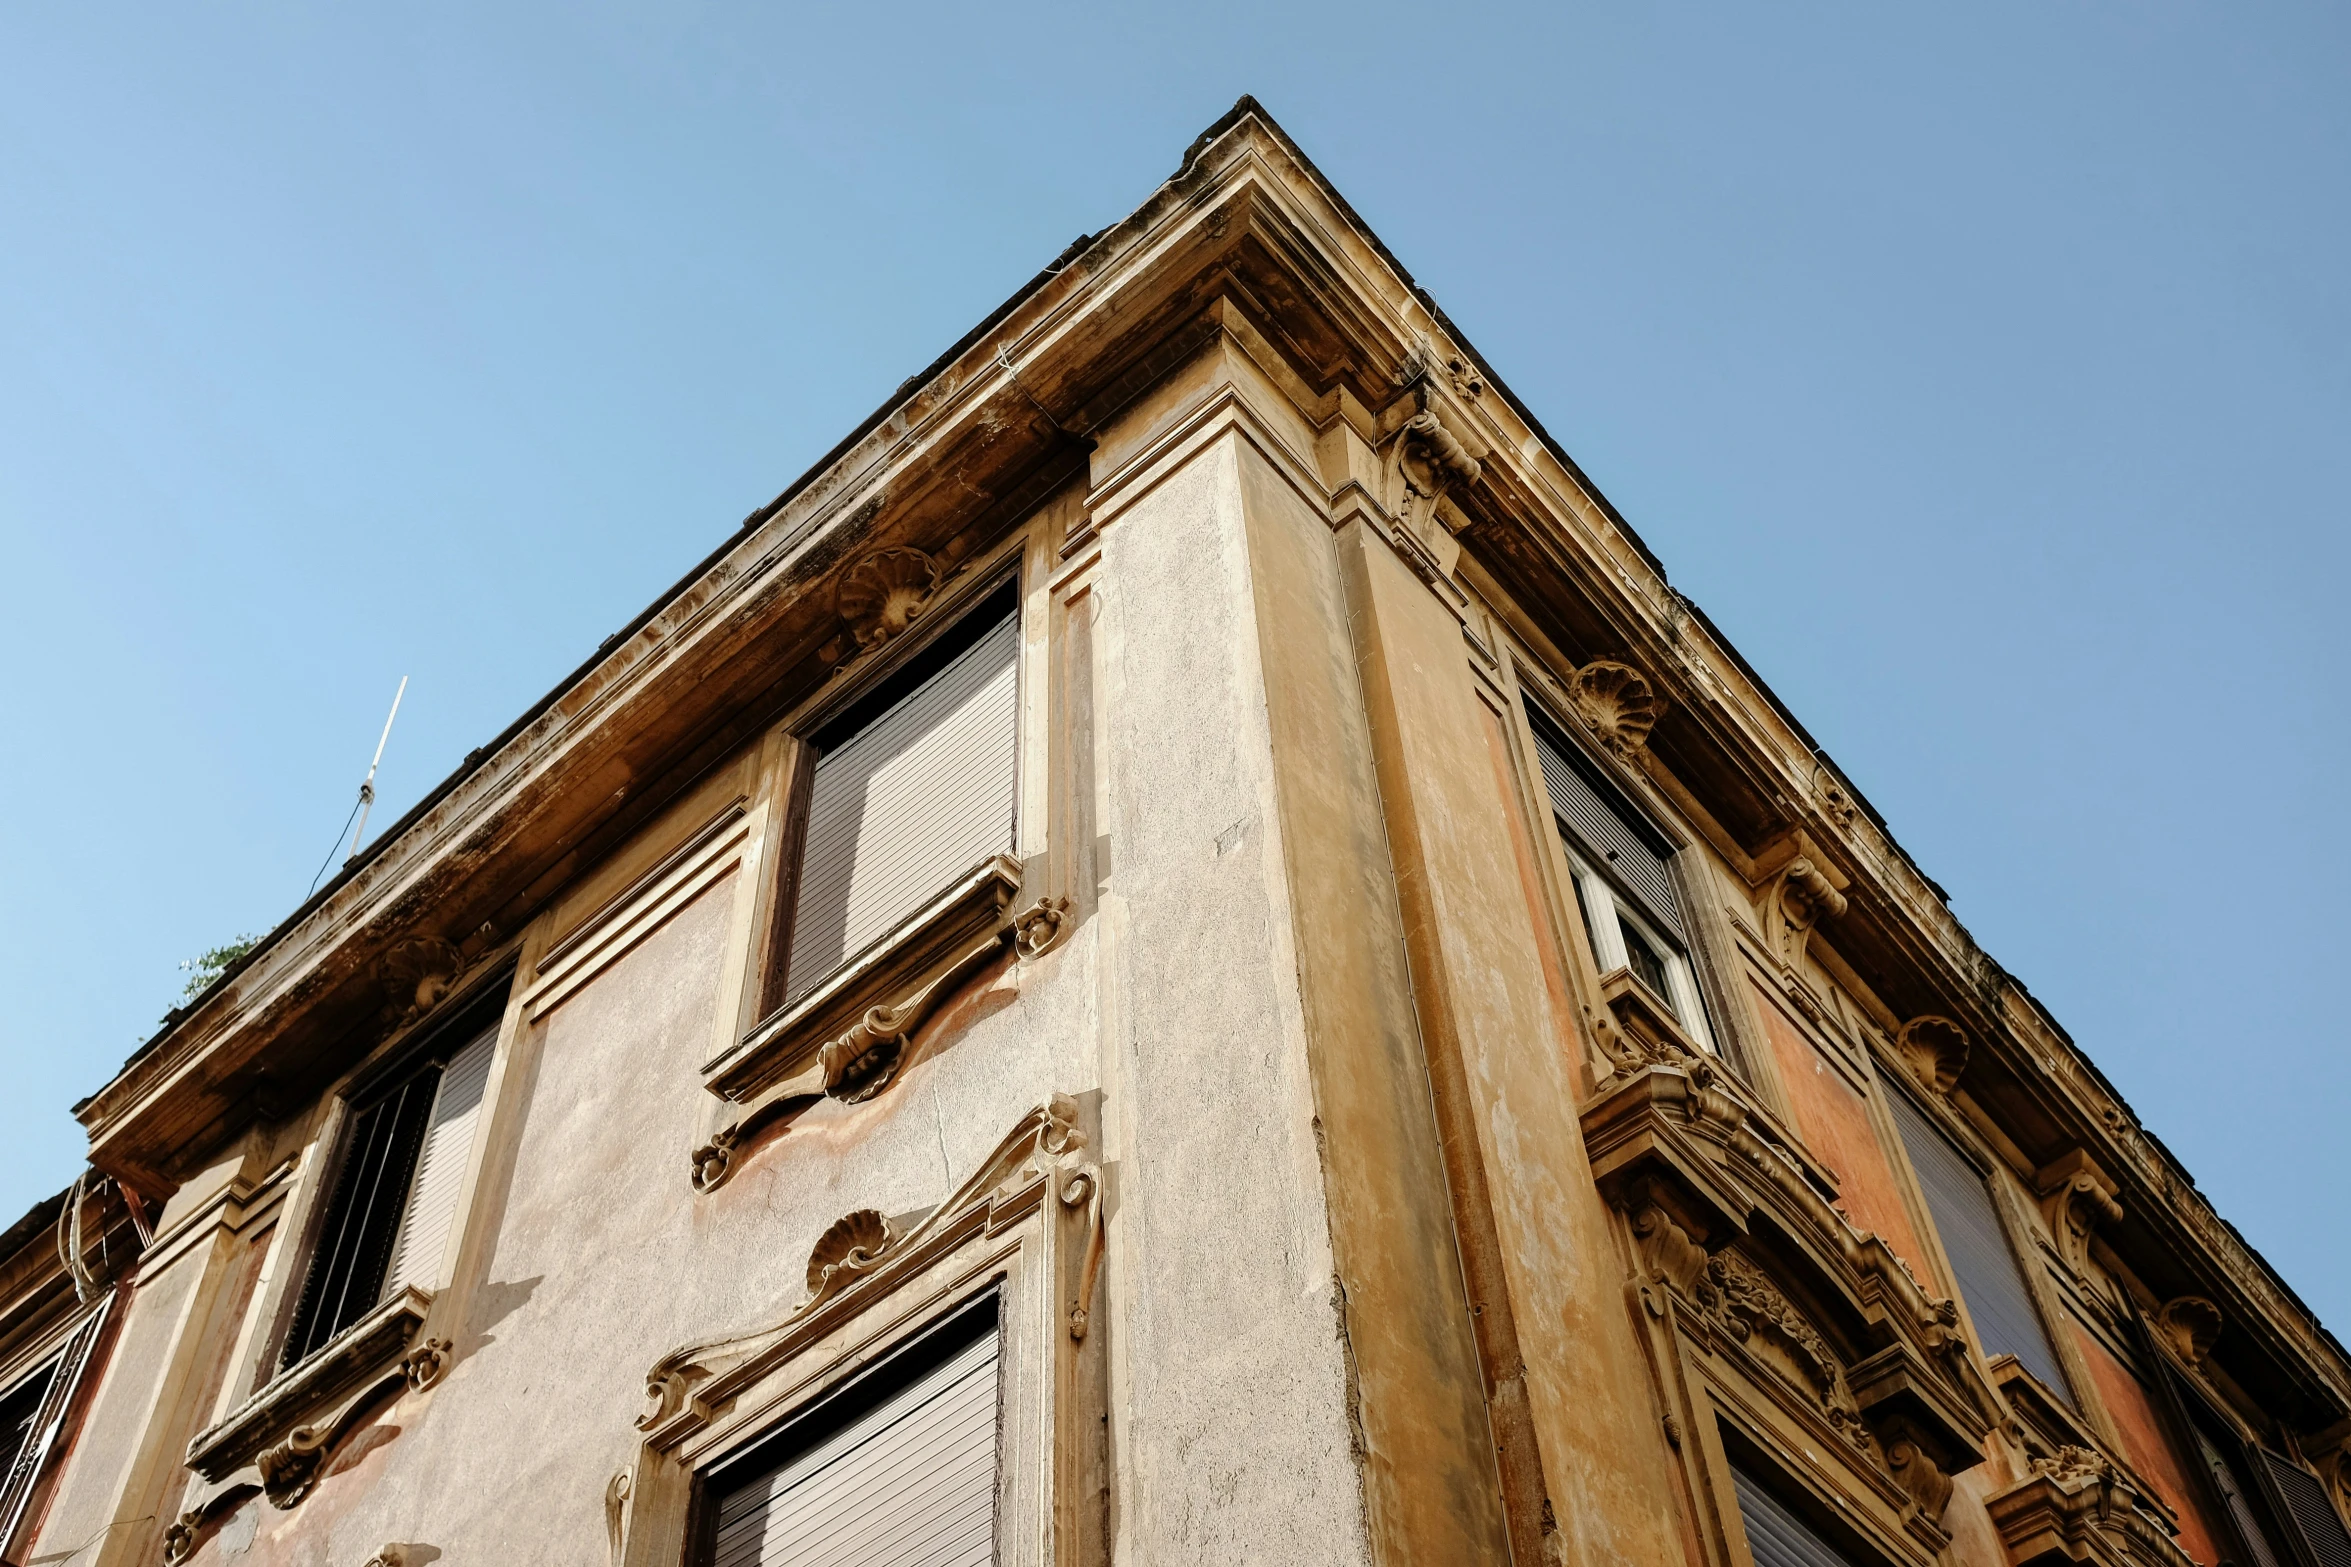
[2071,1322,2225,1565]
[1753,988,1930,1277]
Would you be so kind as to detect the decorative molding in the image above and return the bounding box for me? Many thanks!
[837,546,940,652]
[2154,1296,2222,1369]
[1567,660,1663,759]
[804,1210,897,1310]
[1879,1415,1956,1521]
[399,1336,452,1393]
[382,937,463,1028]
[642,1096,1091,1445]
[696,856,1022,1192]
[1813,766,1859,829]
[1984,1443,2200,1567]
[1766,854,1849,969]
[2035,1151,2124,1275]
[1059,1164,1104,1341]
[360,1546,410,1567]
[1012,896,1071,960]
[1694,1246,1871,1452]
[605,1469,632,1567]
[184,1286,429,1498]
[1897,1016,1970,1097]
[1593,966,1711,1084]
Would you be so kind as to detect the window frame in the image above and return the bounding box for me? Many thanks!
[1564,847,1718,1054]
[617,1100,1103,1567]
[693,543,1054,1194]
[183,964,518,1508]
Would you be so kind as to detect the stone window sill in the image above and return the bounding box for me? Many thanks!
[181,1285,439,1512]
[693,854,1060,1192]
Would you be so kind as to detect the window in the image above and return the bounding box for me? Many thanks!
[697,1290,1000,1567]
[777,578,1020,1009]
[1527,704,1715,1051]
[1731,1457,1877,1567]
[1885,1089,2072,1403]
[279,1009,497,1370]
[0,1300,110,1550]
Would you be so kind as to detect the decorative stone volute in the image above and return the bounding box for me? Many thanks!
[2035,1151,2124,1274]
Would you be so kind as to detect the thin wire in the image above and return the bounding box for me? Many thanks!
[308,795,366,900]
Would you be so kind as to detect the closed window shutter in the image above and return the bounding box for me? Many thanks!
[2258,1451,2351,1567]
[1732,1462,1869,1567]
[785,603,1019,1005]
[1887,1090,2072,1401]
[1525,706,1684,940]
[382,1023,498,1300]
[707,1313,998,1567]
[2196,1426,2286,1567]
[0,1298,111,1550]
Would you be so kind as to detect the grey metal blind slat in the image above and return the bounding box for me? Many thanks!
[710,1331,997,1567]
[2264,1451,2351,1567]
[1732,1462,1868,1567]
[1887,1090,2071,1400]
[1526,711,1684,940]
[786,609,1019,1004]
[383,1023,497,1300]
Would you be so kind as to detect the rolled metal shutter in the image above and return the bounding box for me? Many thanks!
[2261,1450,2351,1567]
[1525,706,1684,940]
[1887,1090,2071,1400]
[1732,1461,1867,1567]
[786,606,1019,1004]
[383,1022,497,1299]
[707,1320,998,1567]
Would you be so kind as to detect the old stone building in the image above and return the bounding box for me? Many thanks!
[5,100,2347,1567]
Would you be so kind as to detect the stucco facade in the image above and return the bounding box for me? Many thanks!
[5,101,2347,1567]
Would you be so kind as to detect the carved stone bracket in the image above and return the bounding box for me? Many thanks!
[1898,1017,1970,1097]
[400,1336,452,1393]
[2035,1151,2124,1275]
[1984,1444,2200,1567]
[1568,661,1663,760]
[1013,896,1071,960]
[643,1097,1092,1446]
[836,547,940,652]
[1375,373,1485,580]
[1766,854,1849,970]
[696,857,1023,1192]
[184,1286,429,1510]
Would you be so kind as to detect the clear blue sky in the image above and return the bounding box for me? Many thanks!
[3,5,2344,1329]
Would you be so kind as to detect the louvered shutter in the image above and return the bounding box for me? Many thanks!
[2195,1426,2287,1567]
[383,1023,497,1300]
[707,1318,998,1567]
[2261,1451,2351,1567]
[1525,706,1684,940]
[1732,1462,1868,1567]
[0,1298,111,1550]
[280,1069,439,1369]
[1887,1090,2072,1401]
[785,604,1019,1005]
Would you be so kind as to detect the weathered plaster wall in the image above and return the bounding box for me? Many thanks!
[2071,1321,2227,1566]
[171,856,1101,1565]
[1752,990,1931,1278]
[1094,424,1375,1566]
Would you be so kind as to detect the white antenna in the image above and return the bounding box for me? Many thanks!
[346,676,408,863]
